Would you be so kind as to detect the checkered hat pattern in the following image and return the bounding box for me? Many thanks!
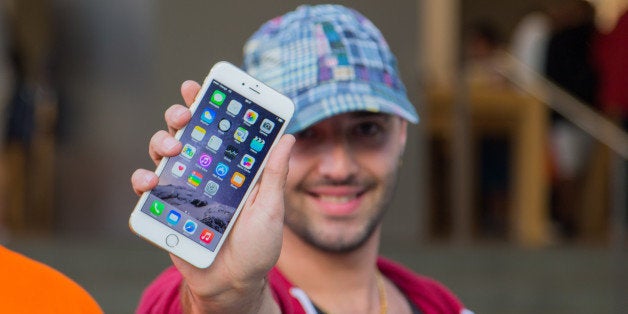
[243,4,419,133]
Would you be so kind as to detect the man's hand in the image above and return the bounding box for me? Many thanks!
[131,80,292,313]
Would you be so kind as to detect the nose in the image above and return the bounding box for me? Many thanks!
[317,140,359,182]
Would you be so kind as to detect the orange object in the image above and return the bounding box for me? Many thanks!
[0,245,102,313]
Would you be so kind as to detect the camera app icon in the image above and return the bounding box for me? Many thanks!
[260,118,275,134]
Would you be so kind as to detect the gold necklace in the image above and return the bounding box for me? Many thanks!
[376,270,388,314]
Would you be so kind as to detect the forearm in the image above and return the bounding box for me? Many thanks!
[180,278,280,314]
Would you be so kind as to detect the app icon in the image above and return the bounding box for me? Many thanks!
[243,109,259,125]
[201,109,216,124]
[171,161,187,177]
[181,144,197,159]
[200,229,214,243]
[234,127,249,143]
[188,171,203,187]
[240,154,256,170]
[231,172,246,188]
[191,126,206,141]
[260,118,275,134]
[227,100,242,115]
[218,119,231,132]
[210,90,226,106]
[167,210,181,225]
[150,200,164,216]
[198,153,212,168]
[250,136,265,152]
[214,163,229,178]
[224,145,238,160]
[204,180,219,196]
[183,220,197,234]
[207,135,222,151]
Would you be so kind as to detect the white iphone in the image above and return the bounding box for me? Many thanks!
[130,61,294,268]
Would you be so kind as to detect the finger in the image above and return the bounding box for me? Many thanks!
[254,135,295,210]
[243,183,260,210]
[181,80,202,107]
[169,253,195,273]
[149,130,182,165]
[165,104,192,135]
[131,169,159,195]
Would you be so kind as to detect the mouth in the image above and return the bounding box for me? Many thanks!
[317,194,360,203]
[306,186,368,216]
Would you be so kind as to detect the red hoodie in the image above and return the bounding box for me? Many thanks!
[137,257,471,314]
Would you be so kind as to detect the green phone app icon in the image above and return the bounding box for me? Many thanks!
[150,200,164,216]
[210,90,226,106]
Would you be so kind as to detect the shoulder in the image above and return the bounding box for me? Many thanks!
[137,266,184,314]
[377,257,471,314]
[267,267,312,314]
[0,245,102,313]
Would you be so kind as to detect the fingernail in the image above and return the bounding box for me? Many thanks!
[164,137,179,151]
[173,106,186,119]
[142,172,154,186]
[182,80,194,88]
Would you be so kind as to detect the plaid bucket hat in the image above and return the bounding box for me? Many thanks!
[243,4,419,134]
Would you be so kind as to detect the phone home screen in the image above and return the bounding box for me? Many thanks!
[140,79,285,251]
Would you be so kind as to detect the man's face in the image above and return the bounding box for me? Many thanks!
[284,112,408,253]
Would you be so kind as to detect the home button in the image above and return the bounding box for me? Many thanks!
[165,234,179,247]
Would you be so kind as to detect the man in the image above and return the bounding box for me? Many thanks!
[131,5,471,313]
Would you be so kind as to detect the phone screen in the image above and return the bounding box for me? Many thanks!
[139,79,285,251]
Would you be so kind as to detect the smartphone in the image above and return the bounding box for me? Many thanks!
[129,61,294,268]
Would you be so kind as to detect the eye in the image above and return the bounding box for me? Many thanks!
[292,127,325,154]
[353,121,384,138]
[294,127,319,142]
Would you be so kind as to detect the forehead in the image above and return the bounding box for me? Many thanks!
[304,112,395,129]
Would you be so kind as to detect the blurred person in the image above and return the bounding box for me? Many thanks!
[544,0,600,239]
[594,9,628,128]
[131,5,472,314]
[594,9,628,227]
[545,0,599,110]
[2,0,59,234]
[0,244,102,312]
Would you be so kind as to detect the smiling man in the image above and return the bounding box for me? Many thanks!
[132,5,471,314]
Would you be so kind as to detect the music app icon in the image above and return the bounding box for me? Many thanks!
[198,153,212,168]
[199,229,214,244]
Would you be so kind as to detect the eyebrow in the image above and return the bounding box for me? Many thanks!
[349,112,393,119]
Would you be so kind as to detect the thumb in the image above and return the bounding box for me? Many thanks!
[255,135,295,209]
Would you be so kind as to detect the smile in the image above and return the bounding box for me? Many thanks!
[305,186,368,216]
[317,194,359,204]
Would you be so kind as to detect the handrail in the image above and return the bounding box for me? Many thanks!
[498,52,627,254]
[497,52,628,160]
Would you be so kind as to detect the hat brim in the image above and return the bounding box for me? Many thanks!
[286,80,419,134]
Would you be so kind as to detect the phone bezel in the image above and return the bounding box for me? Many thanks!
[129,61,294,268]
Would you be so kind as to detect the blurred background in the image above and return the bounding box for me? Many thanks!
[0,0,626,313]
